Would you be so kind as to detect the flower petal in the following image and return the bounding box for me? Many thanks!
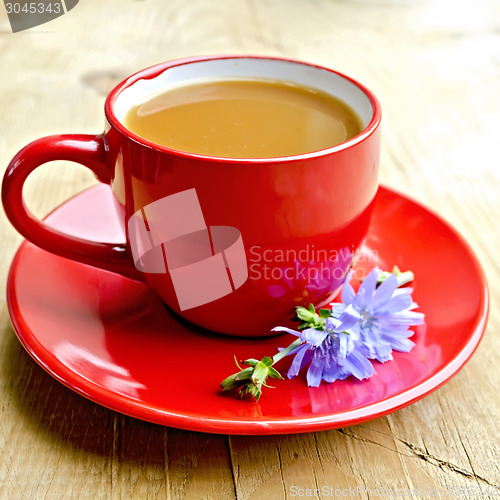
[344,350,375,380]
[287,344,312,378]
[382,335,415,352]
[382,311,425,327]
[321,352,343,383]
[341,270,356,304]
[372,273,399,309]
[322,364,342,383]
[306,354,326,387]
[369,341,393,362]
[355,268,379,308]
[272,326,301,336]
[336,304,361,331]
[330,303,346,318]
[302,328,329,347]
[336,333,349,365]
[272,326,330,345]
[379,292,413,314]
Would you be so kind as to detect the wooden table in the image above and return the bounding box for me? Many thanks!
[1,0,499,497]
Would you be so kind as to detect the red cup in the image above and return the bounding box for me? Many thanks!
[2,55,381,336]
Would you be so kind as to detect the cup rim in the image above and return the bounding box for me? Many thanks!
[105,55,382,164]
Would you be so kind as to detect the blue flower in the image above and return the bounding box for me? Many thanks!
[222,266,425,398]
[331,268,425,362]
[273,316,374,387]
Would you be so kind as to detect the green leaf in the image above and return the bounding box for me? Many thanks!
[261,356,274,367]
[239,382,261,400]
[319,308,331,318]
[233,367,253,381]
[233,355,243,370]
[252,362,269,384]
[268,366,283,380]
[220,375,245,392]
[296,306,313,322]
[242,358,259,367]
[262,381,276,389]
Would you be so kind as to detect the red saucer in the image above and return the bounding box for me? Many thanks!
[6,185,489,434]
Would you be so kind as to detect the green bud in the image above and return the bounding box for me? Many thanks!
[268,366,283,380]
[239,381,262,401]
[220,374,245,392]
[233,367,253,381]
[295,304,328,331]
[252,361,270,385]
[319,308,331,318]
[220,353,286,401]
[377,266,415,287]
[296,306,316,322]
[242,358,259,367]
[261,356,274,367]
[220,366,253,393]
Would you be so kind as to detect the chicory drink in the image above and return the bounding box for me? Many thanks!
[124,78,363,158]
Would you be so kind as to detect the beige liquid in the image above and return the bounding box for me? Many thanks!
[124,78,364,158]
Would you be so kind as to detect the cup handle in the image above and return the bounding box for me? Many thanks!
[2,134,144,281]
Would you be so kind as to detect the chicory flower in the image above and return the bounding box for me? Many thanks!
[221,266,425,396]
[331,268,425,362]
[273,316,374,387]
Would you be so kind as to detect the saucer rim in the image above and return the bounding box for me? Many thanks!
[6,184,489,435]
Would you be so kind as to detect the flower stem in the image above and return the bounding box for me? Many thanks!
[272,338,302,364]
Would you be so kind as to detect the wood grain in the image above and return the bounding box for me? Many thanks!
[1,0,499,498]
